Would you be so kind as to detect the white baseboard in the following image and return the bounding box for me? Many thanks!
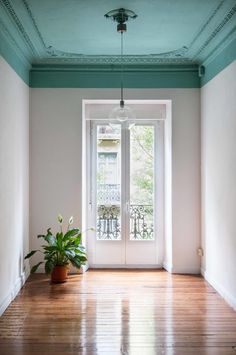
[201,268,236,310]
[163,262,200,274]
[88,264,163,269]
[171,266,200,274]
[0,266,30,316]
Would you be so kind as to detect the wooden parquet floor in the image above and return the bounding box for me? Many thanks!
[0,269,236,354]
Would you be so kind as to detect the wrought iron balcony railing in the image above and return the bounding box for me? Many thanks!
[130,204,154,240]
[97,205,121,240]
[97,204,154,240]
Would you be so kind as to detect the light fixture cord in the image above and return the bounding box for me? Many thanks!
[120,31,124,104]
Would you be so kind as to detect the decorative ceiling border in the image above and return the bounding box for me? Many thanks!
[33,56,193,65]
[0,15,30,84]
[202,24,236,66]
[30,67,200,88]
[0,16,30,67]
[193,3,236,59]
[201,36,236,86]
[187,0,226,51]
[45,45,189,60]
[37,45,192,65]
[21,0,47,50]
[31,63,199,73]
[0,0,37,56]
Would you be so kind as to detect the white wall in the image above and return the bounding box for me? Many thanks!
[171,90,201,273]
[30,88,201,274]
[201,60,236,308]
[0,56,29,315]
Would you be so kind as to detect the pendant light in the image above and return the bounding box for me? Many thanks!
[105,8,137,122]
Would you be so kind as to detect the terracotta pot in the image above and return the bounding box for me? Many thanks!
[51,265,68,283]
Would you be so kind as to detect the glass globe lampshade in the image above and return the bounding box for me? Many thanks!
[109,100,135,122]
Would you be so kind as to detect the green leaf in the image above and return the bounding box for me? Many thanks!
[42,245,58,252]
[56,232,63,240]
[67,235,81,246]
[65,250,75,258]
[44,234,56,246]
[47,228,52,235]
[45,260,54,274]
[74,254,87,265]
[77,255,87,262]
[56,232,63,248]
[73,247,86,255]
[24,250,38,259]
[75,235,82,244]
[70,258,81,269]
[38,228,52,240]
[64,229,80,240]
[31,262,43,274]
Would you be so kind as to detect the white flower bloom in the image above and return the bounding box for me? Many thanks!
[90,227,96,231]
[69,216,74,225]
[58,214,63,224]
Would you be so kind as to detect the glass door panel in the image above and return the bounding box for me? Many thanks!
[96,124,121,240]
[129,125,155,240]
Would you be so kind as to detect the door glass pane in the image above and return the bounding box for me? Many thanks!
[130,125,154,240]
[96,124,121,240]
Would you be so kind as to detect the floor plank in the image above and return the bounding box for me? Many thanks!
[0,269,236,354]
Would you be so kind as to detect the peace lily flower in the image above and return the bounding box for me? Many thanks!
[68,216,74,225]
[57,214,63,224]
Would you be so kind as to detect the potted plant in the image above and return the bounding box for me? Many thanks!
[25,215,91,283]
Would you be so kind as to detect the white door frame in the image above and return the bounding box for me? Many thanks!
[86,118,164,268]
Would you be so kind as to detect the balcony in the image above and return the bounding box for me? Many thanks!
[97,204,154,240]
[97,184,120,205]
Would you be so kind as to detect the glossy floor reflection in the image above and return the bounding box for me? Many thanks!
[0,270,236,354]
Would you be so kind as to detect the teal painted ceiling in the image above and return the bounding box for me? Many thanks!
[0,0,235,70]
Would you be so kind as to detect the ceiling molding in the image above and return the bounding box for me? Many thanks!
[0,18,30,84]
[193,3,236,59]
[30,67,200,88]
[184,0,236,63]
[202,24,236,66]
[201,36,236,86]
[0,0,38,56]
[41,45,191,64]
[31,63,199,73]
[187,0,226,54]
[21,0,47,50]
[0,17,30,67]
[33,55,193,66]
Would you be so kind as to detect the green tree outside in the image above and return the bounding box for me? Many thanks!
[130,125,154,206]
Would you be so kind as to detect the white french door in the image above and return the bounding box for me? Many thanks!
[88,120,163,267]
